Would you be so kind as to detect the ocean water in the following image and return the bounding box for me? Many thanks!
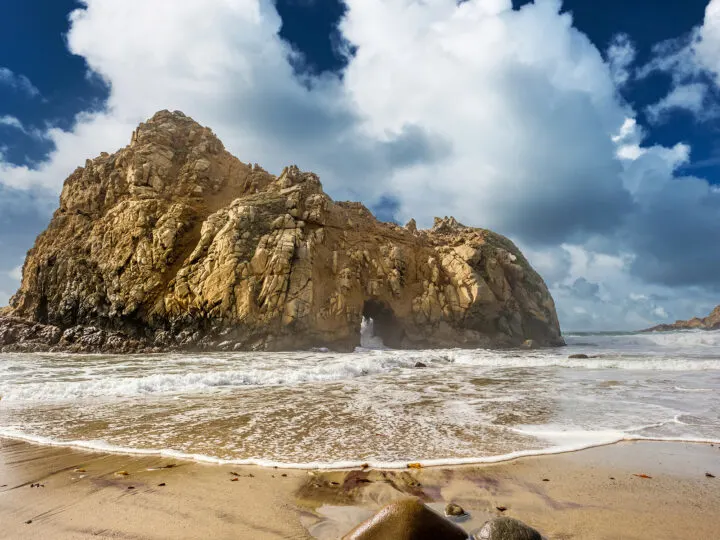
[1,323,719,469]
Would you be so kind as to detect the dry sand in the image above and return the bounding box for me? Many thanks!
[1,437,719,539]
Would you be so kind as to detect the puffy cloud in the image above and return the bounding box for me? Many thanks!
[640,0,720,121]
[567,278,601,300]
[612,118,646,161]
[625,173,720,288]
[612,132,720,290]
[645,82,711,122]
[607,34,636,87]
[693,0,720,84]
[339,0,634,244]
[0,186,53,306]
[0,67,40,98]
[0,290,11,307]
[2,0,442,205]
[0,267,23,306]
[547,243,715,331]
[0,116,25,131]
[7,266,22,281]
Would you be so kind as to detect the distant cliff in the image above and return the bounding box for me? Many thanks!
[644,305,720,332]
[1,110,563,353]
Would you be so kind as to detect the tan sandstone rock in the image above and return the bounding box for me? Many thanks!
[2,110,564,353]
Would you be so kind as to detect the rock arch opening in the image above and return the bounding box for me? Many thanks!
[361,300,405,349]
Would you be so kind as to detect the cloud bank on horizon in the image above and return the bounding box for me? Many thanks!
[1,0,719,331]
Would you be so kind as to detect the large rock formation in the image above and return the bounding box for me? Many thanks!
[1,111,563,353]
[644,305,720,332]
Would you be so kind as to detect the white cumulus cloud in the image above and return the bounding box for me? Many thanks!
[607,33,637,87]
[646,82,711,122]
[0,116,25,131]
[640,0,720,121]
[0,67,41,98]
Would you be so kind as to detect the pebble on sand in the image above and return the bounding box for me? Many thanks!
[444,503,466,517]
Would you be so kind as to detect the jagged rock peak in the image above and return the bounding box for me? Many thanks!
[1,111,564,353]
[129,110,221,151]
[432,216,466,234]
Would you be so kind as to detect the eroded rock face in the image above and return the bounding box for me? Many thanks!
[644,305,720,332]
[2,110,563,353]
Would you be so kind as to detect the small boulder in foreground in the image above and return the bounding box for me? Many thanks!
[343,497,467,540]
[445,502,466,517]
[473,517,543,540]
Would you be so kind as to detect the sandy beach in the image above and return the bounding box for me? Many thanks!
[1,438,718,539]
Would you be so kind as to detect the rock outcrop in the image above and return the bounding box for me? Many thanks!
[644,305,720,333]
[1,110,563,353]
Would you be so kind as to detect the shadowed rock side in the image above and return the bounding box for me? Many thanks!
[644,305,720,333]
[1,110,563,353]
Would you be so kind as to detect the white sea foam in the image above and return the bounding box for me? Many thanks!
[2,346,720,403]
[673,386,713,392]
[0,354,414,402]
[448,351,720,371]
[1,329,720,467]
[1,426,718,470]
[358,316,387,350]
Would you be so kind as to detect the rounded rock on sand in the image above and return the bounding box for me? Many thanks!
[444,503,466,517]
[343,497,467,540]
[472,517,543,540]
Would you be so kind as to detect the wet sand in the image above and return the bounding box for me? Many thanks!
[1,437,719,539]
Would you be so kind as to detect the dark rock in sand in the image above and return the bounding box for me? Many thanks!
[414,362,428,368]
[568,354,589,359]
[444,502,466,517]
[473,517,543,540]
[343,497,467,540]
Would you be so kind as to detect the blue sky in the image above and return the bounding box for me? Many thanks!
[1,0,719,331]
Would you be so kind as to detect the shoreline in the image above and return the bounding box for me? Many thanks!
[2,437,719,539]
[1,428,720,471]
